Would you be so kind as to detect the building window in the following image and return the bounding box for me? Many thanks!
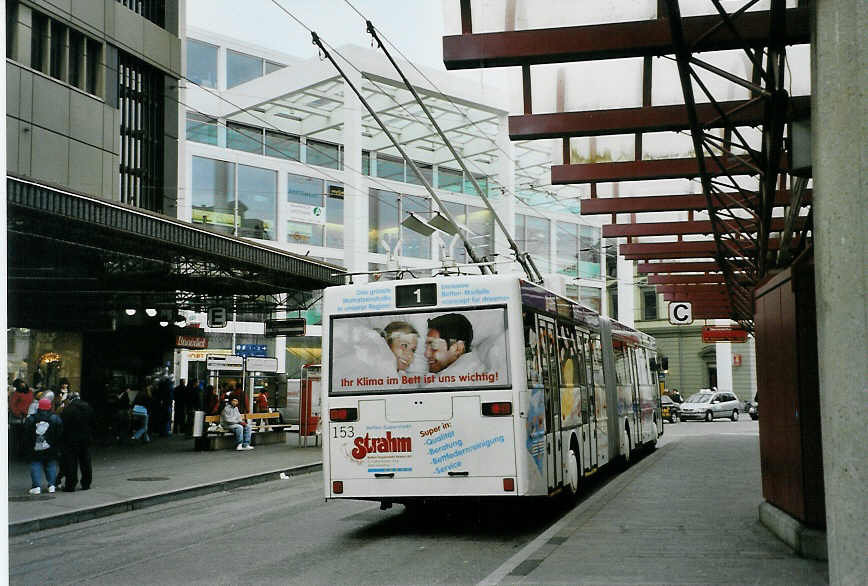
[369,189,400,254]
[401,194,431,259]
[642,289,658,321]
[186,111,218,145]
[286,174,342,249]
[580,225,601,277]
[306,140,341,170]
[464,172,488,196]
[362,150,370,176]
[119,52,164,212]
[580,286,602,314]
[556,222,579,278]
[265,60,286,74]
[31,11,48,73]
[325,185,345,249]
[437,167,463,192]
[605,238,618,279]
[516,213,550,273]
[237,165,276,240]
[117,0,166,28]
[441,201,493,263]
[192,156,236,235]
[187,39,218,88]
[6,1,17,61]
[227,122,263,154]
[227,49,263,88]
[85,38,102,95]
[49,20,67,80]
[68,29,84,88]
[406,161,433,187]
[608,286,618,319]
[376,154,404,182]
[265,130,300,160]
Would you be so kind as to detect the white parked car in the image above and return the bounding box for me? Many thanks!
[679,389,742,422]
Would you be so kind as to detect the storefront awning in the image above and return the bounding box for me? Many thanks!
[7,176,345,329]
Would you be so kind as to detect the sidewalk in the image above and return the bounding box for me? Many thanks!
[481,430,829,585]
[7,433,322,536]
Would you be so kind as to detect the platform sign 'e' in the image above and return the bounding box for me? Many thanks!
[668,301,693,325]
[208,306,227,328]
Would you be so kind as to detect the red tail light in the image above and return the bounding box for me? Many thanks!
[332,481,343,494]
[503,478,515,492]
[330,407,358,422]
[482,401,512,416]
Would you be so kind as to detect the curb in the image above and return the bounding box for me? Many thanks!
[9,461,323,537]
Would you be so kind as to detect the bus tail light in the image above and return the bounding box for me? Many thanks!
[482,401,512,416]
[503,478,515,492]
[333,481,343,494]
[330,408,358,422]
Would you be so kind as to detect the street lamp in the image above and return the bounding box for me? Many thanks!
[145,308,157,317]
[125,308,136,316]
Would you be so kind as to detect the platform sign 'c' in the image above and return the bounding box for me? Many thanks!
[668,301,693,325]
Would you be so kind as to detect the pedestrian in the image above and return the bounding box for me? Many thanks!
[8,379,34,459]
[220,397,253,450]
[130,388,151,443]
[55,378,71,412]
[172,378,187,435]
[59,392,95,492]
[154,376,173,437]
[24,398,63,494]
[670,388,683,403]
[205,385,220,415]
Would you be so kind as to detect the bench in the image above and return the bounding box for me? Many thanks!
[197,412,288,450]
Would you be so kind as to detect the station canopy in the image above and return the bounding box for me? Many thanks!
[7,175,344,331]
[442,1,813,328]
[210,45,587,215]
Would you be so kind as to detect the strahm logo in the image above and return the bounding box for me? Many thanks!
[352,432,412,459]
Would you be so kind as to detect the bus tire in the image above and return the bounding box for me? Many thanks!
[566,436,581,498]
[622,424,633,466]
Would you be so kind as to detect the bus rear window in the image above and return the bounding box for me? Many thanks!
[329,307,510,395]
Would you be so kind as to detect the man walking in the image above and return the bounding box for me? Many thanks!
[173,378,187,435]
[59,392,95,491]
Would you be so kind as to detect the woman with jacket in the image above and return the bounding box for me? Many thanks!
[25,398,63,494]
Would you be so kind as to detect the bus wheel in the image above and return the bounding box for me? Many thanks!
[622,425,632,466]
[566,445,581,498]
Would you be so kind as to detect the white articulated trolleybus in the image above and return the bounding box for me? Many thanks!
[322,274,663,506]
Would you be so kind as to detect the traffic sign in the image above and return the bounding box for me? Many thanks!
[668,301,693,325]
[265,317,306,337]
[246,357,278,372]
[208,306,228,328]
[206,354,243,371]
[235,344,267,357]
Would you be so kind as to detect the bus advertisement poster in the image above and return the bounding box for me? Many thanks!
[330,308,511,393]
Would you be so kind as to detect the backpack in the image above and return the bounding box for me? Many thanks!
[9,390,33,418]
[34,420,52,452]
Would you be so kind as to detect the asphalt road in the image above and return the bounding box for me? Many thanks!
[10,418,790,586]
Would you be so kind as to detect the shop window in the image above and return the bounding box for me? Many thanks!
[437,166,463,192]
[227,49,263,88]
[376,154,404,182]
[306,139,341,169]
[192,156,236,235]
[227,122,263,154]
[187,39,218,88]
[369,189,399,253]
[265,130,299,160]
[186,111,218,145]
[237,164,276,240]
